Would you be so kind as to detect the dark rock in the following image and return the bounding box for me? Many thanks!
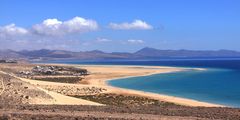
[28,66,89,76]
[25,96,29,99]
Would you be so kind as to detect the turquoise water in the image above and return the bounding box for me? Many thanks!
[109,68,240,107]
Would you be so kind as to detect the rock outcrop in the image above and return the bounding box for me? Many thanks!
[19,66,88,76]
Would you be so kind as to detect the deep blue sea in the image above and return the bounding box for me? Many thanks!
[38,59,240,107]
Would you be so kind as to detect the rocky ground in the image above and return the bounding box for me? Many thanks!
[0,104,240,120]
[73,93,177,107]
[31,76,83,83]
[0,105,208,120]
[0,72,53,105]
[42,85,107,95]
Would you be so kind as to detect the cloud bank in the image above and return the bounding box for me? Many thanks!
[0,24,28,37]
[0,17,151,50]
[32,17,98,36]
[109,20,153,30]
[1,16,99,39]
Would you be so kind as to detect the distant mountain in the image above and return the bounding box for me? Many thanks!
[15,49,131,60]
[135,47,164,56]
[17,49,74,58]
[135,47,240,58]
[0,50,25,59]
[1,47,240,60]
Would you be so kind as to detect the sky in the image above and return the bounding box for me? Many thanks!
[0,0,240,52]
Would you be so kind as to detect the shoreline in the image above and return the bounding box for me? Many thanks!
[49,64,223,107]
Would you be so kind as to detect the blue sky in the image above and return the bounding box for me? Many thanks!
[0,0,240,52]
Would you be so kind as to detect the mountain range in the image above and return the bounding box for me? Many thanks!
[1,47,240,61]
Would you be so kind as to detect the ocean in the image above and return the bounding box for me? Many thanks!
[39,59,240,107]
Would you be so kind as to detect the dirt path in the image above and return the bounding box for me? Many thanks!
[0,78,4,95]
[0,71,103,106]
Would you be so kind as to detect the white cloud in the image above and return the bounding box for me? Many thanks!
[0,24,28,36]
[127,39,144,44]
[109,20,153,30]
[32,16,98,36]
[0,17,151,50]
[43,19,63,26]
[96,38,112,42]
[0,17,99,50]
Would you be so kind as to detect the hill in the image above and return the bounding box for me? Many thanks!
[1,47,240,60]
